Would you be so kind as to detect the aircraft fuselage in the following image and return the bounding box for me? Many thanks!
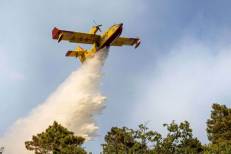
[97,23,123,49]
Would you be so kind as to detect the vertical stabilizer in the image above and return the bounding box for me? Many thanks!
[75,46,84,51]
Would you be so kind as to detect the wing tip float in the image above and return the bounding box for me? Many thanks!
[134,39,141,49]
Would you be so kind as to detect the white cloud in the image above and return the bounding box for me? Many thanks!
[132,37,231,143]
[0,49,25,81]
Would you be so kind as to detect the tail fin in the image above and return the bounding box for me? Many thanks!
[65,46,86,63]
[75,46,84,51]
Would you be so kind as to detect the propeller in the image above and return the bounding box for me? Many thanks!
[93,20,102,32]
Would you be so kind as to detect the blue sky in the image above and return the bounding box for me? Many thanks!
[1,0,231,153]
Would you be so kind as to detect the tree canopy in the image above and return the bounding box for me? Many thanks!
[25,121,86,154]
[207,103,231,144]
[102,121,202,154]
[25,103,231,154]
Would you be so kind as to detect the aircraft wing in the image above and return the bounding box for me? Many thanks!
[52,27,100,44]
[111,37,141,48]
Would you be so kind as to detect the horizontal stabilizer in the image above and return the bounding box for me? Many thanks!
[65,51,79,57]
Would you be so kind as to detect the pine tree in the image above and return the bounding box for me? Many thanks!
[207,103,231,144]
[25,121,86,154]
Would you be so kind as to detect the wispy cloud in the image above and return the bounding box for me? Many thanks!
[0,51,25,81]
[132,36,231,143]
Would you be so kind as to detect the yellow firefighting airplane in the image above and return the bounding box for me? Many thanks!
[52,23,141,63]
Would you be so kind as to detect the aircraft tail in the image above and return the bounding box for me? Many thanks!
[65,46,86,63]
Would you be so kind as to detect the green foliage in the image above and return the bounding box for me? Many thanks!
[207,103,231,144]
[134,124,162,153]
[25,121,86,154]
[24,103,231,153]
[101,125,160,153]
[101,103,231,154]
[102,121,202,154]
[102,126,139,153]
[203,143,231,154]
[152,121,203,154]
[205,103,231,153]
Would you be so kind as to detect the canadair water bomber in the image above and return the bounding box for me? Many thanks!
[52,23,141,63]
